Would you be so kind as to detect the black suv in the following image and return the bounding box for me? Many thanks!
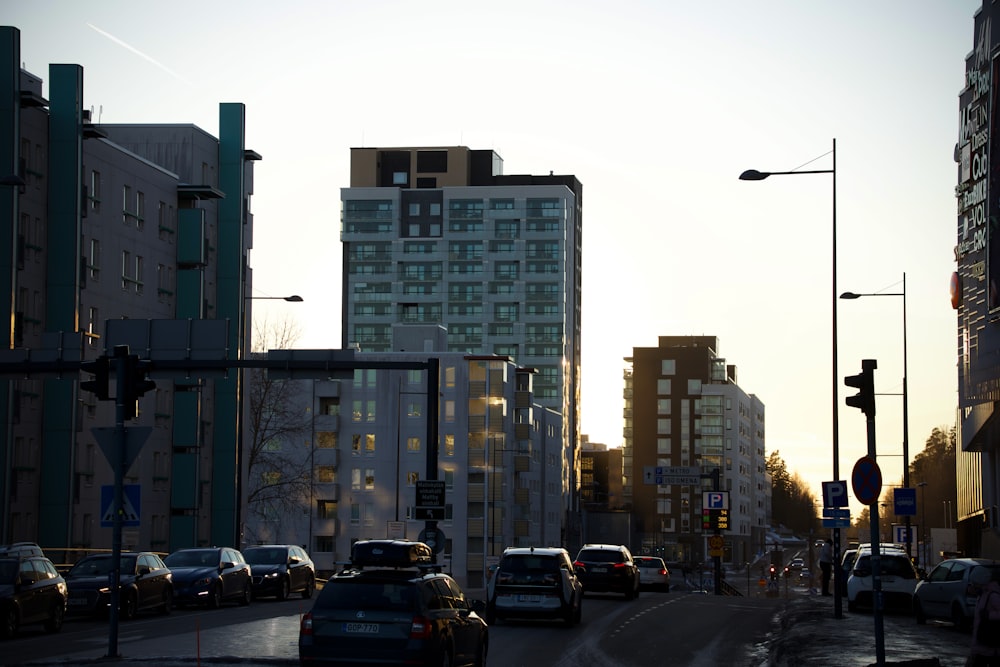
[299,540,488,667]
[163,547,252,608]
[573,544,640,599]
[0,555,68,638]
[243,544,315,600]
[486,546,582,627]
[64,552,173,618]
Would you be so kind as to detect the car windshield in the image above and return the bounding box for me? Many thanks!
[636,559,663,569]
[244,548,286,565]
[0,559,17,584]
[68,555,138,577]
[500,555,559,574]
[316,581,416,611]
[164,550,218,567]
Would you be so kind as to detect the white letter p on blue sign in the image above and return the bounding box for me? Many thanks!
[822,481,848,508]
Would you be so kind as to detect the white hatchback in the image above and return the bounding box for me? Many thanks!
[846,545,919,613]
[634,556,671,592]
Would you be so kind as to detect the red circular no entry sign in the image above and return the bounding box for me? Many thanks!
[852,456,882,505]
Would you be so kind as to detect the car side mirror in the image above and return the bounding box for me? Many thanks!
[470,599,487,614]
[137,566,152,577]
[221,561,236,571]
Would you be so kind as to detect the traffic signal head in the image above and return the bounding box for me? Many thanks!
[122,354,157,420]
[80,356,110,400]
[844,359,877,417]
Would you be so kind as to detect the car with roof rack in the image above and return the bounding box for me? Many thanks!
[299,539,488,666]
[486,546,583,626]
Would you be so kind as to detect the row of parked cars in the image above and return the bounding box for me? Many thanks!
[839,542,1000,630]
[0,542,317,639]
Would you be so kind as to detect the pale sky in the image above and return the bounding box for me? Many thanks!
[7,1,979,519]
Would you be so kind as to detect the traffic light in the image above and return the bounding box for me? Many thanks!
[844,359,877,417]
[80,356,110,400]
[121,354,156,420]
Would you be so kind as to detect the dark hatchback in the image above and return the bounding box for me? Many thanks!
[163,547,251,608]
[573,544,640,598]
[0,555,68,638]
[299,539,488,667]
[65,552,173,619]
[243,545,315,600]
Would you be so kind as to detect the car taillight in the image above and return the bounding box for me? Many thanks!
[300,612,313,636]
[410,615,433,639]
[497,572,513,584]
[659,569,667,576]
[573,561,586,570]
[613,562,629,569]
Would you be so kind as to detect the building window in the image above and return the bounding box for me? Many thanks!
[352,434,361,455]
[365,433,375,454]
[407,402,422,418]
[444,469,454,488]
[350,503,360,525]
[657,379,671,395]
[317,500,337,519]
[366,400,376,422]
[662,359,676,375]
[90,170,101,212]
[315,536,334,552]
[407,437,421,452]
[444,434,455,457]
[319,397,340,415]
[316,432,336,449]
[407,471,419,486]
[657,419,671,435]
[364,502,374,526]
[351,468,361,490]
[365,469,375,490]
[352,400,362,421]
[688,379,702,395]
[88,239,100,281]
[316,466,336,483]
[122,185,131,223]
[393,171,408,185]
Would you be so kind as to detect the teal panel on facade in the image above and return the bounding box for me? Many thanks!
[38,64,84,550]
[169,514,197,551]
[177,208,206,266]
[176,269,204,319]
[172,389,200,446]
[170,451,198,509]
[211,103,246,548]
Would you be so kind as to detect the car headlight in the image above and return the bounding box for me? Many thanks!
[98,587,110,594]
[263,572,280,579]
[194,577,213,587]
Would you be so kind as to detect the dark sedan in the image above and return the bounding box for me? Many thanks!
[243,545,315,600]
[0,555,68,638]
[163,547,251,608]
[65,552,173,619]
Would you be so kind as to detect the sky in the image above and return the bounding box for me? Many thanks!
[6,1,980,520]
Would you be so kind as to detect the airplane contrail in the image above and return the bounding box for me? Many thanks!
[87,23,192,85]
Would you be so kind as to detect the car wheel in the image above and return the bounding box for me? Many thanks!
[574,596,583,625]
[239,581,252,606]
[1,605,18,639]
[159,587,173,615]
[847,599,857,613]
[913,598,926,624]
[277,577,290,601]
[563,602,576,628]
[302,577,315,600]
[121,591,137,620]
[208,584,223,609]
[44,601,65,633]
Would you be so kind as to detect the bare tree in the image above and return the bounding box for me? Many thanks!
[243,317,312,545]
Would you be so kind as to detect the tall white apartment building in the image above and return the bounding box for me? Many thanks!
[339,147,584,548]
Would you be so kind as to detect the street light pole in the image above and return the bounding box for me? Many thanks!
[740,138,840,618]
[917,481,928,568]
[840,272,910,558]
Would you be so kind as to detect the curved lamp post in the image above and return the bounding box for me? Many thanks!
[739,139,840,617]
[245,294,304,302]
[841,273,910,558]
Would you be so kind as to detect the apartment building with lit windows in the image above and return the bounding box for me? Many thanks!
[623,336,768,564]
[339,146,583,547]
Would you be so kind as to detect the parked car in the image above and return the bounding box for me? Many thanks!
[163,547,251,608]
[838,546,859,596]
[243,545,315,600]
[913,558,1000,629]
[0,543,45,559]
[0,555,68,638]
[634,556,671,592]
[788,557,805,571]
[847,545,920,613]
[573,544,640,599]
[486,546,582,626]
[65,552,173,618]
[299,539,488,667]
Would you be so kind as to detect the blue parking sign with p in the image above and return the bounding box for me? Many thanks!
[823,480,849,508]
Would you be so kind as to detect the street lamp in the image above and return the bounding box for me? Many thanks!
[841,273,910,558]
[245,294,304,302]
[740,138,840,617]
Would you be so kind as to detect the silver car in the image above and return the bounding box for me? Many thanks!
[913,558,1000,629]
[634,556,670,592]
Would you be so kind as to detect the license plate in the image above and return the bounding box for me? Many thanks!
[68,598,89,607]
[516,594,542,603]
[592,567,607,573]
[343,622,378,634]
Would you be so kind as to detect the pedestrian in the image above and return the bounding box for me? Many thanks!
[819,539,833,596]
[968,565,1000,667]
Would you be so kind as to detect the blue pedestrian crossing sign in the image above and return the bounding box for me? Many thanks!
[101,484,141,527]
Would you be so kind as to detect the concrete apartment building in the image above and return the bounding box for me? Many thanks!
[623,336,768,564]
[0,27,257,553]
[243,326,564,590]
[339,146,584,549]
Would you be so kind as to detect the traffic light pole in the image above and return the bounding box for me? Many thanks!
[107,346,129,658]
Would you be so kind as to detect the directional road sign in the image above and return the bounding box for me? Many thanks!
[643,465,701,485]
[893,487,917,517]
[416,480,446,521]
